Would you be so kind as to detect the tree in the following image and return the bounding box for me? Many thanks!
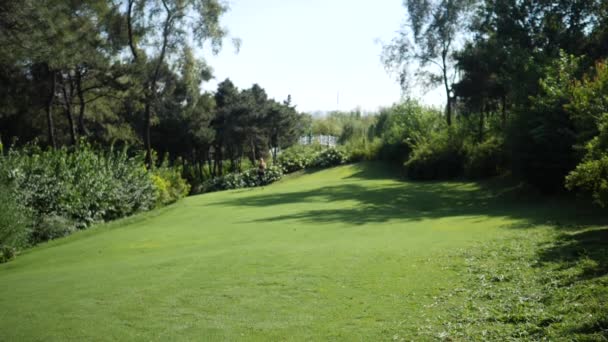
[267,96,302,162]
[382,0,476,125]
[124,0,232,167]
[0,0,128,148]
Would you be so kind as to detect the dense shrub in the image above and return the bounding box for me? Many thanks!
[0,184,31,263]
[0,145,157,228]
[564,61,608,206]
[241,166,283,187]
[276,145,321,173]
[198,165,283,193]
[464,137,507,179]
[565,114,608,206]
[344,138,383,162]
[312,147,348,168]
[566,154,608,207]
[152,164,191,206]
[373,102,445,163]
[29,215,76,245]
[507,55,580,193]
[404,129,465,180]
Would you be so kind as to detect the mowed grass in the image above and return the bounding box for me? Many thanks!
[0,162,606,341]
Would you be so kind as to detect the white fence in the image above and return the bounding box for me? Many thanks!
[299,135,337,147]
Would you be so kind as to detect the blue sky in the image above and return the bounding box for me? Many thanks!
[199,0,444,113]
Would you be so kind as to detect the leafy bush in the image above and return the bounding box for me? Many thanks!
[241,166,284,187]
[198,165,283,193]
[374,102,445,163]
[0,184,31,262]
[152,164,191,206]
[277,145,321,173]
[29,215,76,245]
[507,54,580,193]
[566,114,608,206]
[404,129,465,180]
[312,147,348,168]
[0,246,15,264]
[344,138,383,162]
[0,144,157,232]
[566,154,608,207]
[464,137,507,179]
[564,61,608,206]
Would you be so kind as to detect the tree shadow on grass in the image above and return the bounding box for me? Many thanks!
[212,162,606,228]
[535,227,608,338]
[538,227,608,281]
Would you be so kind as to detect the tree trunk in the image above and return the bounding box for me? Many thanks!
[478,105,484,143]
[61,74,77,146]
[250,138,257,166]
[442,50,452,126]
[207,156,213,178]
[75,69,88,136]
[45,68,57,149]
[127,0,139,62]
[198,159,203,180]
[143,5,174,169]
[144,99,153,168]
[443,71,452,126]
[501,94,507,129]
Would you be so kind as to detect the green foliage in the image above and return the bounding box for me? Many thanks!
[152,164,191,207]
[344,138,383,162]
[30,215,75,245]
[312,147,348,168]
[0,245,16,264]
[508,54,580,192]
[464,137,507,179]
[374,102,445,163]
[566,154,608,207]
[566,113,608,207]
[0,144,157,234]
[0,184,31,262]
[404,129,465,180]
[198,165,283,193]
[276,145,321,173]
[565,61,608,206]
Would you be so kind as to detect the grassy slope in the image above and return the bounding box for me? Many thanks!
[0,162,605,341]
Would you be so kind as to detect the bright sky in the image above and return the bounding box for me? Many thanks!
[199,0,445,113]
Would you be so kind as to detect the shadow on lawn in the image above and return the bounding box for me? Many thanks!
[214,162,606,228]
[538,227,608,281]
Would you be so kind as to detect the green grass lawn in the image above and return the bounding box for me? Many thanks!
[0,162,606,341]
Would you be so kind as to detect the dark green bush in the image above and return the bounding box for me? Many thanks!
[29,215,76,245]
[464,137,507,179]
[566,154,608,207]
[374,102,445,163]
[404,130,465,180]
[565,114,608,207]
[507,55,580,193]
[344,139,382,162]
[0,184,31,262]
[0,144,157,230]
[564,61,608,206]
[0,245,15,263]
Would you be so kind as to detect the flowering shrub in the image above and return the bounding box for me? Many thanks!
[311,148,348,168]
[276,145,320,173]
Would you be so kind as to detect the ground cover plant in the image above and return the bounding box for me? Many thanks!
[0,163,605,341]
